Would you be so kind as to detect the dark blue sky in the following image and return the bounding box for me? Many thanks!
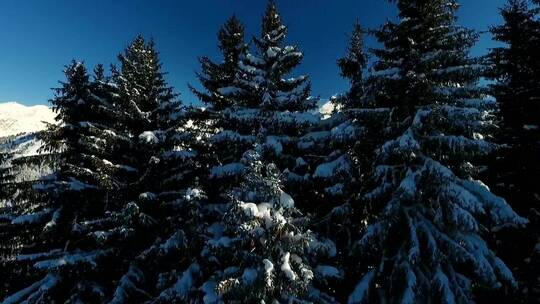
[0,0,506,106]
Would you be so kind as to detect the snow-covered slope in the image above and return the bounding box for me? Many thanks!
[0,102,53,183]
[0,102,55,138]
[0,133,44,158]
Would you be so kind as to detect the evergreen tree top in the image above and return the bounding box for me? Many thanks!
[337,20,368,107]
[217,15,248,76]
[376,0,469,51]
[259,0,287,48]
[338,20,367,80]
[116,35,178,115]
[218,15,246,60]
[190,15,248,110]
[487,0,540,87]
[369,0,480,111]
[117,36,166,87]
[51,61,91,124]
[493,0,537,36]
[93,64,106,82]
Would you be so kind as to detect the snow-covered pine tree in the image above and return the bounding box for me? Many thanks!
[488,0,540,137]
[240,0,314,112]
[236,0,321,211]
[484,1,540,301]
[98,36,206,302]
[347,1,528,303]
[189,15,253,200]
[198,145,340,303]
[190,15,249,111]
[294,22,372,272]
[307,21,371,206]
[337,21,368,109]
[0,61,128,302]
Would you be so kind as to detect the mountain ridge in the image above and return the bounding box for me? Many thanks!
[0,101,55,138]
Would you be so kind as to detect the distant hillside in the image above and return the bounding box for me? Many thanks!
[0,102,55,138]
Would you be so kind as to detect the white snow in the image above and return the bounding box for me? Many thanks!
[314,155,351,179]
[263,259,274,288]
[11,208,53,225]
[217,86,241,96]
[266,46,280,58]
[239,202,259,218]
[523,124,539,131]
[34,250,107,270]
[207,236,233,248]
[280,252,297,281]
[265,136,283,154]
[0,102,55,137]
[139,131,160,144]
[210,163,245,179]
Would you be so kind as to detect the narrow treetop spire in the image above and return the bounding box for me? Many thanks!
[261,0,286,46]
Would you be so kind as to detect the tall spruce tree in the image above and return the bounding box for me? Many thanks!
[488,0,540,136]
[190,15,252,199]
[190,15,249,110]
[236,0,321,212]
[0,145,14,205]
[295,21,372,262]
[0,143,16,296]
[346,1,528,303]
[337,21,369,109]
[1,38,203,302]
[484,0,540,302]
[239,0,314,112]
[0,61,128,302]
[310,21,370,204]
[193,3,321,211]
[97,36,205,302]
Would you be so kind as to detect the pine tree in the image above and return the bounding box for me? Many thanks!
[193,4,321,212]
[0,61,126,302]
[337,21,368,109]
[484,1,540,302]
[190,15,249,110]
[296,21,372,267]
[190,15,253,200]
[310,20,371,205]
[99,36,205,302]
[197,146,339,303]
[1,38,203,302]
[236,0,321,212]
[0,143,16,296]
[347,1,528,303]
[488,0,540,136]
[240,0,314,112]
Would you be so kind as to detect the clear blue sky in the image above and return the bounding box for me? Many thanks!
[0,0,506,106]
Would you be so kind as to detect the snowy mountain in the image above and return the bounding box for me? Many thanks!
[0,102,55,138]
[0,102,54,182]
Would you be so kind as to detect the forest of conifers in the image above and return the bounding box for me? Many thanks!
[1,0,539,303]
